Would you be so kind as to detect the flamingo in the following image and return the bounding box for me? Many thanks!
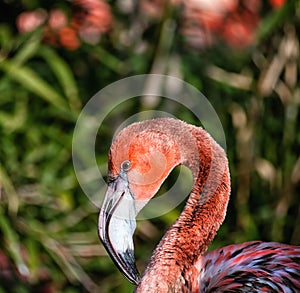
[98,118,300,292]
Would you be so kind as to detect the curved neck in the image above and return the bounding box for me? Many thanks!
[136,126,230,292]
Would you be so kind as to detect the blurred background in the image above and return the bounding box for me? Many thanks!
[0,0,299,292]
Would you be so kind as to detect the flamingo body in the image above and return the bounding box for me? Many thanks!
[98,118,300,292]
[194,241,300,292]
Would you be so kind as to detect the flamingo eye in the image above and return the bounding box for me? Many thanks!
[121,160,131,172]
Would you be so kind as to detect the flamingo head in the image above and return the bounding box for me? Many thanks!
[98,119,182,284]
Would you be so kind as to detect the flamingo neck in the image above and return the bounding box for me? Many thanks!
[136,127,230,292]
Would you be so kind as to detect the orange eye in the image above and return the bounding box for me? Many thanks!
[121,160,131,172]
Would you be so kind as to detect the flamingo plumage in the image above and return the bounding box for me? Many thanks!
[98,118,300,292]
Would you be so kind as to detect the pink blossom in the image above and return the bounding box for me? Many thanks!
[183,0,238,14]
[78,25,102,44]
[71,0,112,44]
[221,17,255,48]
[139,0,166,18]
[181,0,260,49]
[16,9,47,33]
[58,26,81,50]
[48,9,68,30]
[269,0,285,8]
[74,0,112,32]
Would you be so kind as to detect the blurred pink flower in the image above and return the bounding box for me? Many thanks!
[16,9,47,33]
[181,24,214,49]
[181,0,260,49]
[78,25,102,44]
[72,0,112,45]
[221,13,257,48]
[269,0,285,8]
[243,0,261,13]
[73,0,112,31]
[58,26,81,50]
[16,1,112,50]
[183,0,238,15]
[41,9,79,50]
[48,9,68,30]
[139,0,166,18]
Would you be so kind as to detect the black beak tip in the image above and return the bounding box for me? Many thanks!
[122,249,141,284]
[98,218,140,285]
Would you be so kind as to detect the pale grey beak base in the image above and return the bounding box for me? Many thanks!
[98,173,140,285]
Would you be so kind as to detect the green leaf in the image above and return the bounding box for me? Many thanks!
[14,37,41,66]
[39,46,82,112]
[0,58,68,110]
[0,206,28,276]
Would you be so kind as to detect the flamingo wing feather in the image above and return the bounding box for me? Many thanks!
[195,241,300,292]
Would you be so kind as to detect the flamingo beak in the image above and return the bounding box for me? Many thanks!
[98,172,140,285]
